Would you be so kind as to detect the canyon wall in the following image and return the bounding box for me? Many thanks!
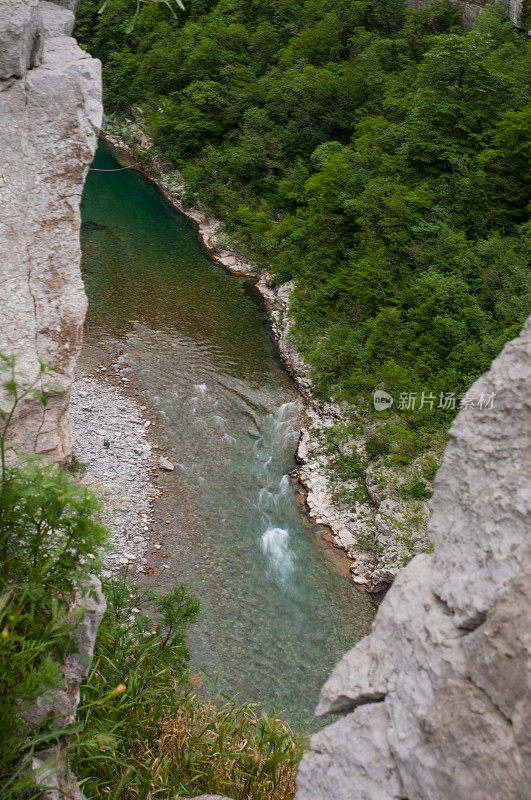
[0,4,104,798]
[295,316,531,800]
[0,0,101,463]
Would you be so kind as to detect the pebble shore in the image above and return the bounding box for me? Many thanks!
[70,375,158,576]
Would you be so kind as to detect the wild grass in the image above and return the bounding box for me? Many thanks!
[70,573,305,800]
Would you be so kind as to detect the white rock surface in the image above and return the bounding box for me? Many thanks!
[430,321,531,628]
[295,317,531,800]
[0,0,41,79]
[40,0,74,37]
[0,0,102,463]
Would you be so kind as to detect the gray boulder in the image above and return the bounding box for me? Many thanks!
[295,317,531,800]
[0,0,41,79]
[40,0,75,37]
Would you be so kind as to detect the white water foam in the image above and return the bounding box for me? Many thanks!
[260,526,296,584]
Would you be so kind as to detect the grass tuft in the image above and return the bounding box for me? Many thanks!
[70,573,305,800]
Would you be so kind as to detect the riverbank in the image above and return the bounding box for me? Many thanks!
[70,360,186,577]
[100,122,433,591]
[70,373,155,574]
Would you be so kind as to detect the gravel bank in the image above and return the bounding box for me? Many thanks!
[70,376,158,576]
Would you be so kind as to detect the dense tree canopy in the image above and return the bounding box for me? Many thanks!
[76,0,530,446]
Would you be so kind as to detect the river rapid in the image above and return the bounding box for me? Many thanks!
[79,142,375,725]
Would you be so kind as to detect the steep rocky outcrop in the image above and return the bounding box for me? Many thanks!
[0,3,103,797]
[295,316,531,800]
[0,0,102,463]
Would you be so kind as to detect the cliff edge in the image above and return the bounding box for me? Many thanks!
[0,0,102,462]
[295,316,531,800]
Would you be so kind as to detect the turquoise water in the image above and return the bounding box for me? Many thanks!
[80,143,375,724]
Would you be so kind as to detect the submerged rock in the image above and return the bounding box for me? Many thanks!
[295,317,531,800]
[158,455,175,471]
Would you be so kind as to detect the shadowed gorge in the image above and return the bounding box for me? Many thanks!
[79,143,375,723]
[1,2,529,798]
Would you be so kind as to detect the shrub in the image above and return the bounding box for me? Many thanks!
[401,477,433,500]
[420,454,440,482]
[70,573,304,800]
[365,432,391,460]
[0,355,108,795]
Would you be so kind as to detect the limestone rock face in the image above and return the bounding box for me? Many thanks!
[405,0,525,29]
[0,0,102,463]
[295,317,531,800]
[0,0,41,79]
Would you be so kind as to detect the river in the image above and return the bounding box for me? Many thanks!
[79,142,375,726]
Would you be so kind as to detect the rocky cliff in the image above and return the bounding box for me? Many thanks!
[295,316,531,800]
[23,578,106,800]
[0,0,101,462]
[0,3,103,797]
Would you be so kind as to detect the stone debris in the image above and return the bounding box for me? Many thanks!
[158,455,175,471]
[180,796,234,800]
[295,317,531,800]
[70,376,158,574]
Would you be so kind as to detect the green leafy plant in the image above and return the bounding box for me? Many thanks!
[71,572,303,799]
[0,355,108,795]
[98,0,185,34]
[400,477,433,501]
[365,432,391,460]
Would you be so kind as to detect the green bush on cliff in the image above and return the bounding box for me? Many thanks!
[0,355,108,795]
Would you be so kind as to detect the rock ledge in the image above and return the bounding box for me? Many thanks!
[295,317,531,800]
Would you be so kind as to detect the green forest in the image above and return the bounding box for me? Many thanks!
[76,0,530,459]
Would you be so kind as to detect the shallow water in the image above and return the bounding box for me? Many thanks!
[80,143,375,724]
